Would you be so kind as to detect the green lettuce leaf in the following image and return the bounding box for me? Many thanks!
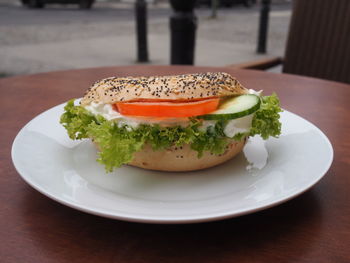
[249,93,283,139]
[60,99,98,140]
[59,93,282,172]
[60,103,230,172]
[87,121,145,172]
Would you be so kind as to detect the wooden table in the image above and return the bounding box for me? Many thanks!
[1,65,349,263]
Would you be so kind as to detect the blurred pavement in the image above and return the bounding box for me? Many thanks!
[0,0,291,76]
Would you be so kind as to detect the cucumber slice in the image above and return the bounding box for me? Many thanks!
[199,94,260,120]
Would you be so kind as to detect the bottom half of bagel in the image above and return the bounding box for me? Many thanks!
[129,139,247,172]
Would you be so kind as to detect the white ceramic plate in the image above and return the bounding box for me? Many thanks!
[11,103,333,224]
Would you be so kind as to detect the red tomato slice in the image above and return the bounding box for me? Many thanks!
[115,98,220,118]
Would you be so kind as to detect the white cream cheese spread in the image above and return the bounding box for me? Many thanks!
[223,114,253,137]
[84,102,253,137]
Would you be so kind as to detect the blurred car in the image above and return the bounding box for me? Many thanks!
[197,0,256,7]
[21,0,95,9]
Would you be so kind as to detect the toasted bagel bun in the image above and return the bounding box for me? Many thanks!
[129,139,246,172]
[92,139,246,172]
[81,72,247,106]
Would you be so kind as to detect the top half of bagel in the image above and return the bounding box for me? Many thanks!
[80,72,248,106]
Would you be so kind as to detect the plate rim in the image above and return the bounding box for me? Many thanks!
[11,103,334,224]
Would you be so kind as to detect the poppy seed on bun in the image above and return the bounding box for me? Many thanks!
[81,72,248,106]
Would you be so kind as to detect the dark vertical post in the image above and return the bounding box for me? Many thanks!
[211,0,218,19]
[170,0,197,65]
[135,0,149,62]
[257,0,271,54]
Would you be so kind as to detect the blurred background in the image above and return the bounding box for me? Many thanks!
[0,0,291,77]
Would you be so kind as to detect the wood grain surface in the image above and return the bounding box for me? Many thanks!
[1,66,349,263]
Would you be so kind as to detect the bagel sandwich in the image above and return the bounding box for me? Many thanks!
[60,72,282,172]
